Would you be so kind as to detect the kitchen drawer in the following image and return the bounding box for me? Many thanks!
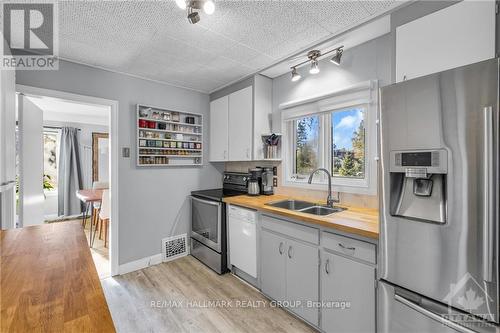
[321,231,376,264]
[261,214,319,245]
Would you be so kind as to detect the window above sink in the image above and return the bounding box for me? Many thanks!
[280,81,378,195]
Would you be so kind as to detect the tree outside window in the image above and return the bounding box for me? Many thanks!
[294,115,319,176]
[331,108,365,179]
[43,131,58,190]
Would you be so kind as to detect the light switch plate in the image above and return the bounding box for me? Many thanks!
[122,147,130,158]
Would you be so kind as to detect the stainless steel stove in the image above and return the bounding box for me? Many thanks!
[190,172,248,274]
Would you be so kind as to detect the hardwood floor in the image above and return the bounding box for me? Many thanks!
[82,219,110,279]
[101,256,317,333]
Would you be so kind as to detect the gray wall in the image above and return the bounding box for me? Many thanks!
[17,60,223,265]
[272,34,392,133]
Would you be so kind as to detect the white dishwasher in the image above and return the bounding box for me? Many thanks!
[228,205,257,278]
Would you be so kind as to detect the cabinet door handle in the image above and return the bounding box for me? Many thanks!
[223,150,227,159]
[338,243,355,251]
[325,258,330,275]
[288,246,293,259]
[246,148,250,159]
[278,242,284,255]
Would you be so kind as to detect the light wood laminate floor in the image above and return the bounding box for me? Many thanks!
[101,256,317,333]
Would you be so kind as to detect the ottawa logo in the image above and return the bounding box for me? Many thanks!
[443,272,494,321]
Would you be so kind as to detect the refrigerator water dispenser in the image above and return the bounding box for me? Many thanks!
[389,150,447,224]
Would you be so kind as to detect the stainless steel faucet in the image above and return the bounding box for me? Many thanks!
[308,168,339,207]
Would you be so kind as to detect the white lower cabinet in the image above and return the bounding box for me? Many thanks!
[260,228,319,326]
[286,238,319,325]
[260,229,286,301]
[259,215,376,332]
[321,250,376,333]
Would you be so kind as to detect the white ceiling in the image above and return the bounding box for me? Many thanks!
[27,96,110,126]
[54,0,407,93]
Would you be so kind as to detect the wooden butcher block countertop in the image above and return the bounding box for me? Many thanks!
[0,221,115,332]
[223,194,379,239]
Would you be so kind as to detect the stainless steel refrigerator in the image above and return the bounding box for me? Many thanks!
[378,58,499,333]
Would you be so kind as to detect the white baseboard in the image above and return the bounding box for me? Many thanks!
[118,253,163,275]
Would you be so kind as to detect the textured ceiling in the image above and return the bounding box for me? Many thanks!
[55,0,405,93]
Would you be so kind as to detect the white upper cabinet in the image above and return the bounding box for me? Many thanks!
[396,0,496,83]
[209,96,229,161]
[228,86,253,161]
[209,75,272,162]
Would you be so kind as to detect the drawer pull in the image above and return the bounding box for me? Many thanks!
[278,242,284,255]
[325,259,330,275]
[338,243,355,251]
[288,246,293,259]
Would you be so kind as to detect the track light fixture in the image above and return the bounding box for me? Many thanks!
[176,0,215,24]
[308,50,321,74]
[309,60,319,74]
[330,48,343,66]
[289,46,344,81]
[291,67,301,82]
[187,7,200,24]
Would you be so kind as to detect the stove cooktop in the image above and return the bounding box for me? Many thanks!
[191,188,246,202]
[191,172,249,202]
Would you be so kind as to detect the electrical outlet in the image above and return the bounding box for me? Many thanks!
[273,177,278,187]
[122,147,130,158]
[273,166,277,176]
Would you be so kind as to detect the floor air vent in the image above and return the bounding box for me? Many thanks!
[162,234,188,262]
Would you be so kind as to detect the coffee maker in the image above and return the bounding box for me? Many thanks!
[247,168,262,196]
[261,167,274,195]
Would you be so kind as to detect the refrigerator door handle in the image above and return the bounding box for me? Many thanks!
[394,294,475,333]
[483,106,494,283]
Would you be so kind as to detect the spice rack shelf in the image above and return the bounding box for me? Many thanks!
[136,104,203,167]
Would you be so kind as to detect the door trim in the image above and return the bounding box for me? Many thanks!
[16,84,120,276]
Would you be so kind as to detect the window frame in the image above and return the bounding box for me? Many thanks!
[281,81,378,195]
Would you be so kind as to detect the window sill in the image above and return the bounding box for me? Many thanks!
[283,178,376,196]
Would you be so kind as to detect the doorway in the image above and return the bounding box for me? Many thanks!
[16,85,119,277]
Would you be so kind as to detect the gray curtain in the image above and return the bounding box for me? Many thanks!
[58,127,83,216]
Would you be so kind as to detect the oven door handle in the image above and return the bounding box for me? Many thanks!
[190,196,221,207]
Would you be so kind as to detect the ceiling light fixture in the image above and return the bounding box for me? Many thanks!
[308,50,321,74]
[309,59,320,74]
[203,0,215,15]
[330,48,343,66]
[177,0,215,24]
[289,46,343,81]
[175,0,187,10]
[187,7,200,24]
[291,67,301,82]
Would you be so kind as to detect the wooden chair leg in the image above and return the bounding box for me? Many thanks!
[104,219,109,248]
[98,216,103,240]
[93,208,99,226]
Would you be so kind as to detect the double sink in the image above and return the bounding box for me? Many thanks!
[266,199,345,216]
